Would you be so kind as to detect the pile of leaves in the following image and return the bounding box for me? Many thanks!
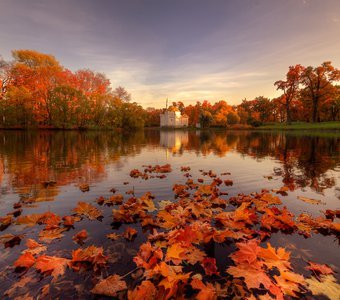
[0,165,339,299]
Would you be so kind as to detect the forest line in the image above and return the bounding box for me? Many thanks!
[1,50,339,129]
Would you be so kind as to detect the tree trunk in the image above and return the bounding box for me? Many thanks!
[286,102,292,124]
[312,96,318,123]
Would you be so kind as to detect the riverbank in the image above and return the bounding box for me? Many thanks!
[258,121,340,130]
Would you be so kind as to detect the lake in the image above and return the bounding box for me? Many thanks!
[0,129,339,299]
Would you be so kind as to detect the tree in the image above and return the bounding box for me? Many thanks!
[10,50,63,125]
[199,110,213,128]
[227,111,240,125]
[252,96,273,123]
[113,86,131,102]
[300,61,340,123]
[274,64,304,124]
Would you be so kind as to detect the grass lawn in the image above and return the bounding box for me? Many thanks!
[258,121,340,130]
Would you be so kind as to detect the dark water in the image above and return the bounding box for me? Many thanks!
[0,129,339,298]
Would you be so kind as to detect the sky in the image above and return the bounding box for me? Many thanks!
[1,0,340,108]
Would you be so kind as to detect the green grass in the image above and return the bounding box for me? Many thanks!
[258,121,340,130]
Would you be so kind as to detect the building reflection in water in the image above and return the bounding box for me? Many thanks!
[159,130,189,158]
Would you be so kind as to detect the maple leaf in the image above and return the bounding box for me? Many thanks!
[273,270,305,298]
[14,252,35,268]
[44,213,61,229]
[16,213,46,227]
[230,239,261,266]
[0,234,23,248]
[133,242,163,270]
[70,245,108,271]
[62,215,75,226]
[306,275,340,300]
[91,274,127,297]
[72,202,102,220]
[330,222,340,232]
[157,262,190,300]
[127,280,157,300]
[123,227,138,240]
[72,229,88,242]
[22,239,47,255]
[297,196,324,205]
[201,257,219,276]
[198,184,213,195]
[109,194,124,205]
[79,183,89,192]
[166,243,186,263]
[184,246,206,265]
[106,233,120,241]
[38,228,66,242]
[35,255,69,280]
[191,278,217,300]
[227,264,273,290]
[258,243,291,271]
[305,262,334,275]
[139,192,156,212]
[224,179,233,186]
[0,215,12,229]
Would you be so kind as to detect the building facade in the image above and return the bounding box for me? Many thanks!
[160,108,189,127]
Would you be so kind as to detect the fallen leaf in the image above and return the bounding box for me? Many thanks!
[91,274,127,297]
[70,245,108,271]
[79,183,89,192]
[306,275,340,300]
[191,278,216,300]
[72,202,102,220]
[123,227,138,240]
[35,255,69,280]
[0,234,23,247]
[107,233,120,241]
[306,262,334,275]
[39,228,66,242]
[14,252,35,268]
[127,280,157,300]
[297,196,324,205]
[22,239,47,255]
[201,257,219,276]
[72,229,88,242]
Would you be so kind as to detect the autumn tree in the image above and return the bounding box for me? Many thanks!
[11,50,63,125]
[113,86,131,102]
[300,61,340,123]
[274,64,304,124]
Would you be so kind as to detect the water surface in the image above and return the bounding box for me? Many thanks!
[0,129,339,298]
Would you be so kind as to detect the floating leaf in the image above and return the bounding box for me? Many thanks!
[107,233,120,241]
[35,255,69,280]
[22,239,47,255]
[72,202,102,220]
[39,228,66,242]
[306,275,340,300]
[306,262,334,275]
[72,229,88,242]
[79,183,89,192]
[297,196,324,205]
[14,252,35,269]
[128,280,157,300]
[0,234,23,248]
[91,274,127,297]
[123,227,137,241]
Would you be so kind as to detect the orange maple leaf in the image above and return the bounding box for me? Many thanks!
[91,274,127,297]
[35,255,69,280]
[127,280,157,300]
[14,252,36,268]
[72,201,102,220]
